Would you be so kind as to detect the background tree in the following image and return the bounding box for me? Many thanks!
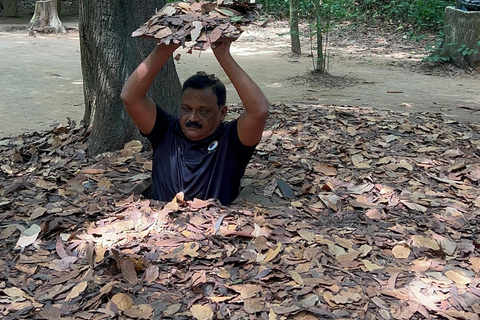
[79,0,181,156]
[3,0,17,17]
[290,0,301,55]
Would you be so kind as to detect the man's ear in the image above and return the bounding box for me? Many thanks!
[220,105,227,121]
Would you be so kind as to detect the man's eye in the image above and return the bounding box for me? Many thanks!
[201,110,208,115]
[182,107,190,113]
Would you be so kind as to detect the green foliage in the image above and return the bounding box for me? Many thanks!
[257,0,456,31]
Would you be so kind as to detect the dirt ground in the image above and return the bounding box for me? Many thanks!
[0,16,479,138]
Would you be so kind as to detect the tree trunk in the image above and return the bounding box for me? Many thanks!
[27,0,66,34]
[441,7,480,68]
[314,0,326,73]
[79,0,181,156]
[3,0,18,17]
[289,0,301,55]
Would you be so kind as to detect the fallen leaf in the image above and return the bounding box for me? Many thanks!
[445,269,472,285]
[411,235,440,251]
[65,281,88,302]
[392,244,411,259]
[190,304,214,320]
[15,224,41,249]
[111,293,133,311]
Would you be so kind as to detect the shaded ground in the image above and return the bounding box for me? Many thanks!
[0,17,479,138]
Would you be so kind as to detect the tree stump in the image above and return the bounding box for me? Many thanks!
[3,0,18,17]
[27,0,66,34]
[441,6,480,68]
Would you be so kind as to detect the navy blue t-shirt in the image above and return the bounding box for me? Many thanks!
[144,105,256,205]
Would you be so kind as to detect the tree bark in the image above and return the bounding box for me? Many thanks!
[441,7,480,68]
[314,0,326,73]
[289,0,301,55]
[3,0,18,17]
[57,0,61,16]
[27,0,66,34]
[79,0,181,156]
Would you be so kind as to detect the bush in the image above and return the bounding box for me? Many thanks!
[257,0,456,31]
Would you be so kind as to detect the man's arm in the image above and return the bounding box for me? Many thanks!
[121,44,179,135]
[212,42,269,147]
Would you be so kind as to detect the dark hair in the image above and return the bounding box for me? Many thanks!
[182,71,226,108]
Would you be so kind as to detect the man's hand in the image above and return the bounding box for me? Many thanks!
[211,40,232,58]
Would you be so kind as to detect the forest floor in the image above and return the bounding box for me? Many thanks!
[1,16,480,320]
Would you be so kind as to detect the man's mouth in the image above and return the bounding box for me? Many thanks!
[186,121,203,129]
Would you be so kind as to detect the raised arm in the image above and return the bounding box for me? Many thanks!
[212,41,269,147]
[121,44,179,135]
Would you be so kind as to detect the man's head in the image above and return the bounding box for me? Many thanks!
[180,72,227,141]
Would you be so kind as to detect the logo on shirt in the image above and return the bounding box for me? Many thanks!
[208,140,218,154]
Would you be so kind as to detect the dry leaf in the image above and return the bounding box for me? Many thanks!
[121,259,138,285]
[15,224,41,249]
[392,244,411,259]
[411,235,440,251]
[244,297,265,314]
[445,269,472,285]
[65,281,88,302]
[111,293,133,311]
[190,304,214,320]
[362,259,384,272]
[261,243,282,264]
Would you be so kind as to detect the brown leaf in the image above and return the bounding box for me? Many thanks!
[121,259,138,285]
[244,297,265,314]
[445,269,472,285]
[111,293,133,311]
[145,265,159,284]
[190,304,214,320]
[411,235,440,251]
[392,244,411,259]
[261,243,282,264]
[123,304,154,319]
[313,163,337,176]
[65,281,88,302]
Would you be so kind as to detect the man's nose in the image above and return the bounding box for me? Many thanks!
[189,110,200,122]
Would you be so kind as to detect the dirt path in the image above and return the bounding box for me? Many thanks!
[0,19,479,138]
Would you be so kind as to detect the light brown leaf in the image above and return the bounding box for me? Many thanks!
[123,304,154,319]
[111,293,133,311]
[65,281,88,302]
[288,270,304,285]
[183,242,200,257]
[261,243,282,264]
[392,244,411,259]
[313,163,337,176]
[445,269,472,285]
[365,208,381,220]
[121,259,138,285]
[469,257,480,273]
[362,259,384,272]
[244,298,265,314]
[411,235,440,251]
[164,303,181,316]
[145,265,159,284]
[190,304,214,320]
[240,284,262,299]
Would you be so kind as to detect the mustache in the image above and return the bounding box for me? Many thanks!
[185,121,203,129]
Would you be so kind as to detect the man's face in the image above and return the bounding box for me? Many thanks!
[180,87,227,141]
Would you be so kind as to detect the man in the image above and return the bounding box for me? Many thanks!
[121,41,269,205]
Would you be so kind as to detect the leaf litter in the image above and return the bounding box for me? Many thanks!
[131,0,263,52]
[0,102,480,319]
